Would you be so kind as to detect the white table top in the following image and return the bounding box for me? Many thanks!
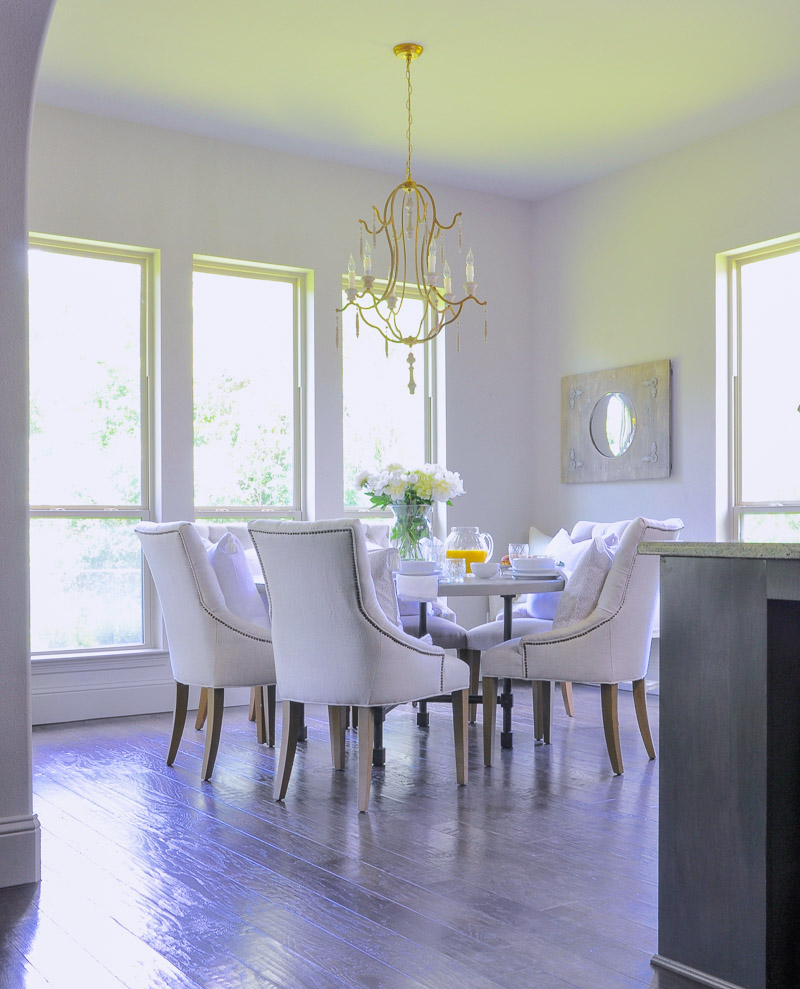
[437,572,565,597]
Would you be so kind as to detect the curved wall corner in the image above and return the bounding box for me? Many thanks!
[0,0,55,888]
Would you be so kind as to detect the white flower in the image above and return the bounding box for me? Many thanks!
[355,462,464,505]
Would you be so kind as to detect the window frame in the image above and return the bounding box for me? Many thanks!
[192,255,308,523]
[727,235,800,540]
[339,279,443,520]
[28,233,157,654]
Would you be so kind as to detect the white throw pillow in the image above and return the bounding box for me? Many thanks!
[528,524,552,554]
[525,529,590,619]
[525,590,562,621]
[368,548,402,627]
[545,528,591,571]
[552,533,618,629]
[208,532,269,627]
[243,546,262,579]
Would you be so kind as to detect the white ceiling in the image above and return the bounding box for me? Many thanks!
[35,0,800,201]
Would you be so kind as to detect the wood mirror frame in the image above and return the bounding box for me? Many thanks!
[561,358,671,483]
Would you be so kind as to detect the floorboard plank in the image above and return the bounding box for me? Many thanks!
[0,682,679,988]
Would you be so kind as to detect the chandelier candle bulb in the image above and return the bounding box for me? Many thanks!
[465,248,475,283]
[347,254,356,288]
[362,239,372,274]
[443,261,452,296]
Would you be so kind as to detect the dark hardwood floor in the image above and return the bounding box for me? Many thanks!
[2,684,698,989]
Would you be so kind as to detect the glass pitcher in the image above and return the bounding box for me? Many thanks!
[443,526,494,573]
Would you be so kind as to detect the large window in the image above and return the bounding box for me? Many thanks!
[28,238,153,651]
[729,240,800,541]
[193,258,305,520]
[341,294,438,510]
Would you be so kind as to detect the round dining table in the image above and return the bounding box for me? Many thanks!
[403,569,566,748]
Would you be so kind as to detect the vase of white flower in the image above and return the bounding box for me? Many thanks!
[389,503,433,561]
[354,462,465,562]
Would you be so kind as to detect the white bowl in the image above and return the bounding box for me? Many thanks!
[399,560,437,575]
[470,561,499,578]
[512,555,555,573]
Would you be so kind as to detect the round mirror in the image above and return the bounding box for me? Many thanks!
[590,392,636,458]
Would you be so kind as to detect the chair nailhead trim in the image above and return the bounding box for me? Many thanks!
[138,526,272,645]
[249,525,441,660]
[521,526,671,676]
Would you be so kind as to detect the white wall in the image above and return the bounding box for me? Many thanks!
[0,0,54,889]
[523,102,800,541]
[26,92,800,719]
[27,104,535,713]
[29,105,534,531]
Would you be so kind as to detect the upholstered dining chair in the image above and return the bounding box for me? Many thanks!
[398,604,478,724]
[248,518,470,812]
[481,517,683,774]
[135,521,277,780]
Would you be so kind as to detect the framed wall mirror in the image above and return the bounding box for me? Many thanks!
[561,359,671,483]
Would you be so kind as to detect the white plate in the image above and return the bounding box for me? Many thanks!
[398,562,438,575]
[394,569,443,577]
[510,570,562,580]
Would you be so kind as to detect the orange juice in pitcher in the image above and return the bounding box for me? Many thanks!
[443,527,494,573]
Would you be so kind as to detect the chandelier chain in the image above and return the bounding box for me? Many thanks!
[405,55,413,183]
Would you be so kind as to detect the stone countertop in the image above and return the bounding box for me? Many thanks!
[638,541,800,560]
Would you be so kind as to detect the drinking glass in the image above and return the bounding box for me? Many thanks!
[443,557,466,582]
[508,543,529,563]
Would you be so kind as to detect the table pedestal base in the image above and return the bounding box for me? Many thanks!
[295,703,308,742]
[371,707,386,766]
[500,678,514,748]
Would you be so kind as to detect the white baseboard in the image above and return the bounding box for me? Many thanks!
[31,650,251,724]
[0,814,41,888]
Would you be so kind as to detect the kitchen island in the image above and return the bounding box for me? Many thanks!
[639,541,800,989]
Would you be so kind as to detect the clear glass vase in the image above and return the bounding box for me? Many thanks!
[390,503,433,561]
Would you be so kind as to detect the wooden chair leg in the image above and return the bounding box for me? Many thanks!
[167,682,189,765]
[328,705,347,770]
[452,688,469,785]
[266,684,276,747]
[533,680,553,743]
[194,686,208,730]
[351,706,358,730]
[600,683,624,775]
[458,648,481,724]
[482,676,497,766]
[632,678,656,760]
[559,681,575,717]
[201,687,225,781]
[248,686,257,722]
[357,706,374,812]
[274,700,303,801]
[253,685,268,745]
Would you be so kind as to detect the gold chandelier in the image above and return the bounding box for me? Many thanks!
[336,42,487,393]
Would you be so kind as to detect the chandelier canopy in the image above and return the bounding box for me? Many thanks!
[336,43,487,393]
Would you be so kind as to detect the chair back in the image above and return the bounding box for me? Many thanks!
[248,519,400,705]
[595,516,683,680]
[135,521,229,683]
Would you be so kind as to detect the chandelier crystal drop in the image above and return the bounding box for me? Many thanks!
[336,42,488,393]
